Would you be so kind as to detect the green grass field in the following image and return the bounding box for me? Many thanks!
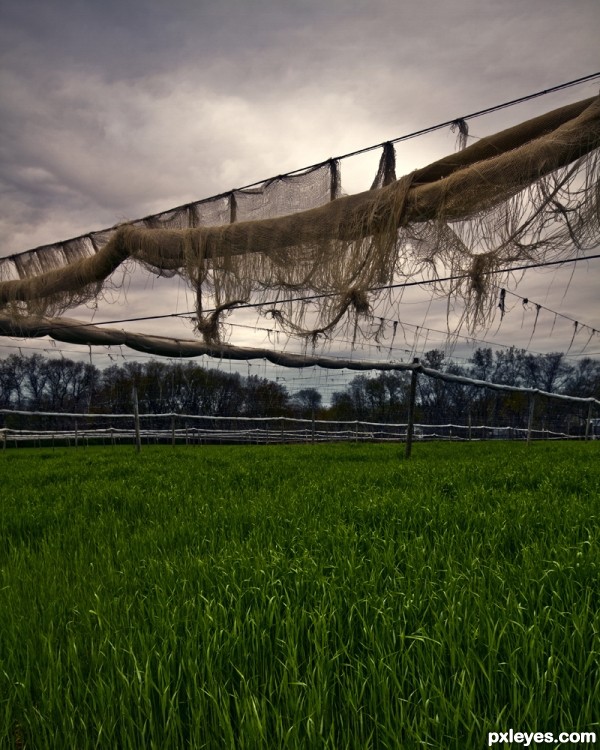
[1,441,599,749]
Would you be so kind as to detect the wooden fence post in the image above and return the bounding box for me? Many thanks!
[584,401,593,441]
[405,358,420,459]
[527,392,536,445]
[171,415,176,447]
[133,386,141,454]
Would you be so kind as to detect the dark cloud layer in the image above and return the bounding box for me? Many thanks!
[0,0,598,360]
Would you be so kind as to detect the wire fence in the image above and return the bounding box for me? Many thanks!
[2,356,598,452]
[1,412,598,450]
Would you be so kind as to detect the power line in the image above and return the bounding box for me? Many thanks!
[7,72,599,257]
[1,74,598,362]
[334,73,600,162]
[0,306,578,363]
[58,251,600,329]
[2,253,598,362]
[491,285,598,338]
[224,319,555,359]
[120,72,600,209]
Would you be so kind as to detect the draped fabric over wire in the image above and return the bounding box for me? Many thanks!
[0,95,599,354]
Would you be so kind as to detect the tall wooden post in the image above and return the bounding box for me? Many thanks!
[133,386,141,453]
[405,358,420,459]
[171,415,176,447]
[584,401,593,441]
[527,392,536,445]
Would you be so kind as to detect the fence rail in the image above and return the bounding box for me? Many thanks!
[1,413,595,449]
[1,355,598,451]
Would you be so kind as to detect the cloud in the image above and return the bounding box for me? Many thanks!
[2,0,598,246]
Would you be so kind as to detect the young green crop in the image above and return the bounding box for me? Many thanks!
[1,442,599,749]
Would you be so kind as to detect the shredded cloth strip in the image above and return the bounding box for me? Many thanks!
[0,95,599,352]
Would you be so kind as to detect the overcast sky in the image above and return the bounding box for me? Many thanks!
[1,0,599,379]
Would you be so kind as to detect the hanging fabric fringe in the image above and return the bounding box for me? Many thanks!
[0,96,599,345]
[371,142,397,189]
[451,118,470,150]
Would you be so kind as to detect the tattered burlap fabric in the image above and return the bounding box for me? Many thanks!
[1,95,599,344]
[1,314,599,412]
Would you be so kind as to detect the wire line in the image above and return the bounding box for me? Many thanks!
[6,72,599,256]
[67,252,600,329]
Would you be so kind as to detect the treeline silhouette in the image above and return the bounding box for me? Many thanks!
[0,349,598,430]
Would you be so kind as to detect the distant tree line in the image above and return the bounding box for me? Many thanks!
[0,349,598,431]
[328,349,600,432]
[0,354,290,417]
